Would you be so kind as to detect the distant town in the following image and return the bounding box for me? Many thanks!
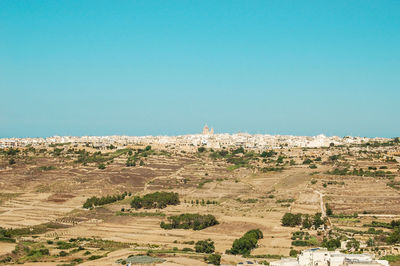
[0,125,392,150]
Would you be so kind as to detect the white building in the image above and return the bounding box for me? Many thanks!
[270,248,389,266]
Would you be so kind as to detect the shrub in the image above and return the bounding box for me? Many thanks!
[56,241,76,249]
[59,250,68,257]
[98,163,106,169]
[88,255,103,260]
[195,239,215,253]
[289,249,298,257]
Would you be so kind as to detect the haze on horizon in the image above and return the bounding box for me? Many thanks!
[1,1,399,139]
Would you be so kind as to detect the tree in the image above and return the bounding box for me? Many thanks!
[98,163,106,170]
[325,203,333,216]
[302,215,312,229]
[313,213,324,229]
[195,239,215,253]
[198,147,206,153]
[8,158,15,165]
[289,249,298,257]
[139,160,144,166]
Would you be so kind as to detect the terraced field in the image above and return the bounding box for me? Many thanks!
[0,144,399,265]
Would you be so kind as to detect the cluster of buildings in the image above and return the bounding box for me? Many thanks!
[0,125,388,151]
[269,248,389,266]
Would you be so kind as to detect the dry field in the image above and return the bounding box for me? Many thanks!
[0,143,399,265]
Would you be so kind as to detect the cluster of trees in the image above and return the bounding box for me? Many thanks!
[75,150,111,165]
[1,148,20,165]
[281,213,325,229]
[130,192,179,209]
[260,150,277,158]
[227,229,263,256]
[281,213,302,227]
[126,157,136,167]
[75,148,137,166]
[327,168,394,178]
[125,146,153,167]
[83,192,129,209]
[2,148,20,156]
[207,147,259,169]
[160,214,219,230]
[195,239,215,253]
[322,238,341,250]
[260,167,284,172]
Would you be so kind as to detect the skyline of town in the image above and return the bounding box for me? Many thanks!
[1,124,398,140]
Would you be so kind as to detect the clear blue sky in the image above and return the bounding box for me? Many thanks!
[1,1,399,138]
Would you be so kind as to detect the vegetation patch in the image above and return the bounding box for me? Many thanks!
[227,229,263,256]
[195,239,215,253]
[130,191,179,209]
[83,192,129,208]
[116,255,166,264]
[160,214,219,230]
[116,211,165,217]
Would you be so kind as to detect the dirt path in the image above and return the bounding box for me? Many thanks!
[314,190,325,218]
